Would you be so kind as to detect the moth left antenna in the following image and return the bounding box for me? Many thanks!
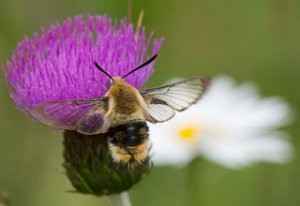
[121,54,158,79]
[94,62,113,80]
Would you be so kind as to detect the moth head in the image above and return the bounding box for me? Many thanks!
[94,54,158,85]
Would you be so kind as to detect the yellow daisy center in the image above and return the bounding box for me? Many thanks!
[178,125,199,141]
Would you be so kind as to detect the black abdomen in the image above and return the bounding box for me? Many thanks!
[108,122,148,147]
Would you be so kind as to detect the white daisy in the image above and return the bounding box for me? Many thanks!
[149,76,294,169]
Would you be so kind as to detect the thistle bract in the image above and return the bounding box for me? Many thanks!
[63,130,151,196]
[3,15,163,196]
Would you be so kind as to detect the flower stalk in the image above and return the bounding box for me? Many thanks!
[109,192,132,206]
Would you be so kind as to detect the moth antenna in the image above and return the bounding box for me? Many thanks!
[100,84,108,91]
[91,77,108,92]
[121,54,158,79]
[94,62,113,80]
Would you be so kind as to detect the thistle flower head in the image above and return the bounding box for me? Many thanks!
[3,15,163,117]
[3,15,163,196]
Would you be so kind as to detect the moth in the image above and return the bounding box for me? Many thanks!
[31,55,210,165]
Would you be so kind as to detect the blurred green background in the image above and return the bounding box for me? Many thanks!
[0,0,299,205]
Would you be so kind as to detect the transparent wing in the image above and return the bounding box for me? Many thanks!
[145,104,175,123]
[31,97,110,134]
[141,77,211,123]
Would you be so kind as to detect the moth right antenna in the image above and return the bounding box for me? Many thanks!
[94,62,113,80]
[121,54,158,79]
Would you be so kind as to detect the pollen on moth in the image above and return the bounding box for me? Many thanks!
[178,125,200,141]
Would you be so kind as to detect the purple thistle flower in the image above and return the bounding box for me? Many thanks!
[3,15,163,119]
[2,15,162,195]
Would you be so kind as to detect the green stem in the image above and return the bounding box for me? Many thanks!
[109,192,132,206]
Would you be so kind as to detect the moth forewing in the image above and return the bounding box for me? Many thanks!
[30,98,109,134]
[141,77,211,123]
